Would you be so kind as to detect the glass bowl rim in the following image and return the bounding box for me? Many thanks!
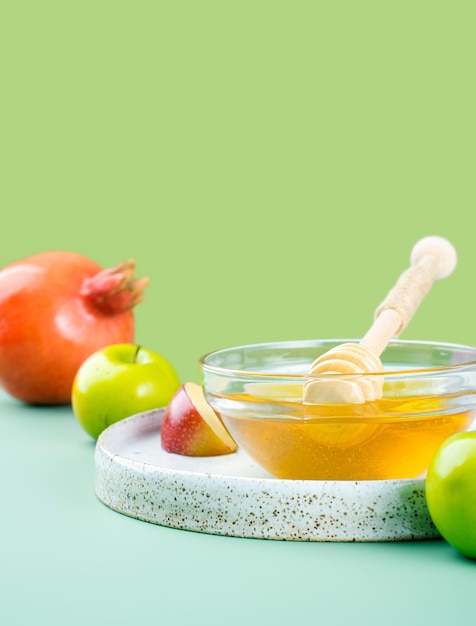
[199,338,476,380]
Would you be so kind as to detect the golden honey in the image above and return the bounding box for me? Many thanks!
[201,339,476,481]
[219,390,474,480]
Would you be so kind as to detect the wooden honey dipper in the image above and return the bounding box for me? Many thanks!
[303,236,457,404]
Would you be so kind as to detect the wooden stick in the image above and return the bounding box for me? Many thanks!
[360,237,457,356]
[304,236,457,404]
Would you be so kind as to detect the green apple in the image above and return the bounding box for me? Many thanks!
[72,343,180,439]
[425,431,476,560]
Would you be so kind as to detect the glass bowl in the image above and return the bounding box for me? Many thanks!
[200,339,476,481]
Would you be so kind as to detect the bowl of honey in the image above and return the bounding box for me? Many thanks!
[200,339,476,481]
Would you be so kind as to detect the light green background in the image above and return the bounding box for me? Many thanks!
[2,1,476,385]
[1,2,475,624]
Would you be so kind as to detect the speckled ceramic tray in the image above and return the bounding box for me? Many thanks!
[94,408,440,542]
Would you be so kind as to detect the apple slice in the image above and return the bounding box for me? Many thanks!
[161,382,237,456]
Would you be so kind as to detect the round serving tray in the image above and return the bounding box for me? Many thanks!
[94,408,440,542]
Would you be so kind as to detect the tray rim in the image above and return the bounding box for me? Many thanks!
[94,408,439,542]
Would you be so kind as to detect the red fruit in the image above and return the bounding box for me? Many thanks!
[161,382,237,456]
[0,251,148,404]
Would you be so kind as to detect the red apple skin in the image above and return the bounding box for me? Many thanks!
[161,383,237,456]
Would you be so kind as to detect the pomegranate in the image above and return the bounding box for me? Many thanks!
[0,251,149,404]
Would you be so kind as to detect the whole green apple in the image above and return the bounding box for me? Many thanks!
[72,343,180,439]
[425,431,476,560]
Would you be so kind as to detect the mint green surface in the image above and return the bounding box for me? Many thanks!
[1,1,476,623]
[1,389,475,626]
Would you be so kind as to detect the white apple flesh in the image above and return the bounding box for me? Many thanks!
[161,382,237,456]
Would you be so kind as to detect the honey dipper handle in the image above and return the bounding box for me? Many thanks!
[360,236,457,357]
